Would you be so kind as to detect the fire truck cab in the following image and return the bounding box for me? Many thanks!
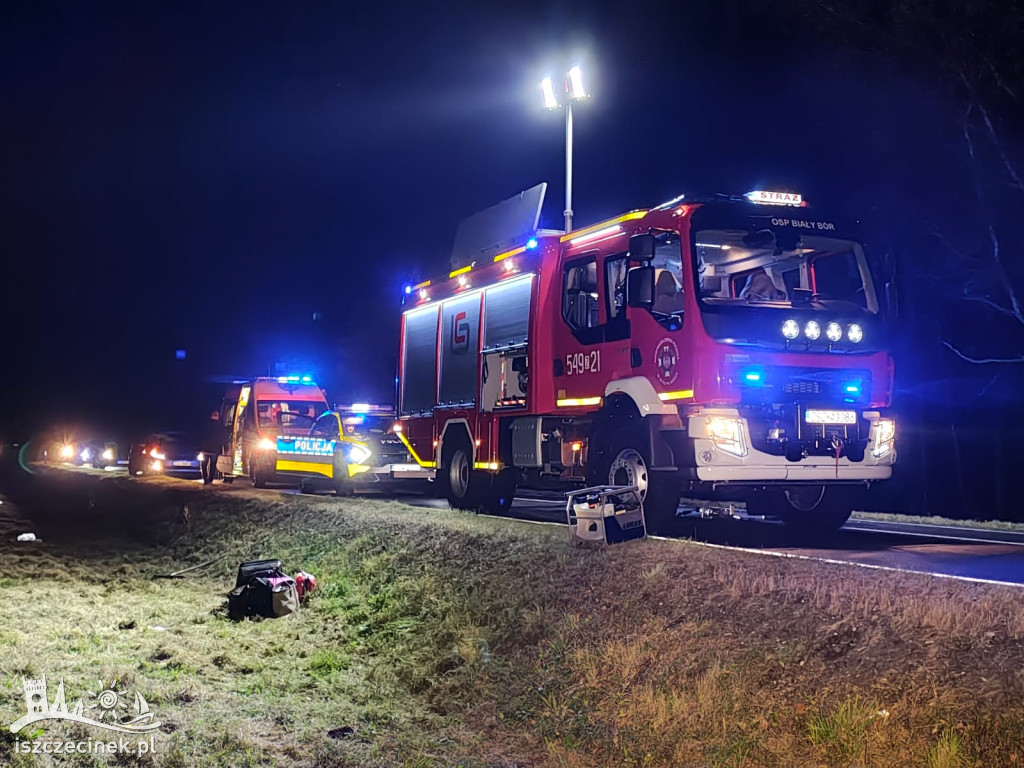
[215,376,329,487]
[396,188,896,532]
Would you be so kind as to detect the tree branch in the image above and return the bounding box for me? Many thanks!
[942,340,1024,365]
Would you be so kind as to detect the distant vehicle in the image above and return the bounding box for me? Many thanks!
[75,441,119,469]
[128,432,202,477]
[214,377,329,487]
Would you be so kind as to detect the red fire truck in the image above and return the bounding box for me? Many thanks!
[394,189,896,532]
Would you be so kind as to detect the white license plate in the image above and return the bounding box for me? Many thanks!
[805,409,857,425]
[172,460,193,467]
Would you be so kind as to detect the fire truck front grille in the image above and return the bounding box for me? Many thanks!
[783,380,821,395]
[741,404,870,460]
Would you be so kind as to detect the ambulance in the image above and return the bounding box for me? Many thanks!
[215,377,330,487]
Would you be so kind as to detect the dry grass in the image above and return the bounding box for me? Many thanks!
[0,468,1021,767]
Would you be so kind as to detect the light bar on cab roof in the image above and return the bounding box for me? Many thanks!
[336,403,393,414]
[560,210,647,243]
[745,190,804,206]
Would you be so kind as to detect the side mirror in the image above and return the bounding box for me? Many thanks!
[628,233,655,261]
[626,265,655,308]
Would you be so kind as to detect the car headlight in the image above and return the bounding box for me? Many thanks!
[705,416,748,457]
[346,443,372,465]
[196,452,205,462]
[781,319,799,340]
[804,320,820,340]
[258,437,275,451]
[847,323,863,343]
[871,418,896,458]
[102,449,114,461]
[826,321,843,342]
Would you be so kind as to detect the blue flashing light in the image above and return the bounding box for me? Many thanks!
[174,349,186,360]
[741,366,766,387]
[526,237,539,250]
[842,379,862,403]
[404,284,412,295]
[301,375,312,383]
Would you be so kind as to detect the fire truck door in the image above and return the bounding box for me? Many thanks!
[554,253,632,401]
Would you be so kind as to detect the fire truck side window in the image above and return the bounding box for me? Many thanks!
[563,258,601,342]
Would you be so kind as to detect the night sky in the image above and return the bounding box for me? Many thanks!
[1,1,1017,462]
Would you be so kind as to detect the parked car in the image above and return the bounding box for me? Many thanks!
[128,432,202,478]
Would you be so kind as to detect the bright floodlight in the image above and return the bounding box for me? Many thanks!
[568,65,586,99]
[540,76,559,109]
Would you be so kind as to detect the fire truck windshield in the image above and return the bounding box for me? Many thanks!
[694,228,879,314]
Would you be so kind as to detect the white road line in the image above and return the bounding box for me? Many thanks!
[845,524,1024,548]
[651,537,1024,589]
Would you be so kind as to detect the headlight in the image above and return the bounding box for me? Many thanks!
[196,452,205,462]
[102,449,114,461]
[871,418,896,458]
[826,321,843,342]
[258,437,275,451]
[705,416,747,457]
[804,320,820,340]
[781,319,799,340]
[346,443,372,465]
[847,323,863,343]
[60,444,74,459]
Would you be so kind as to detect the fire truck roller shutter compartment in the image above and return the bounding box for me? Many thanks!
[401,304,440,416]
[482,275,533,411]
[482,275,532,351]
[439,292,481,407]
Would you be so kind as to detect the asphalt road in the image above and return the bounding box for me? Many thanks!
[12,462,1024,588]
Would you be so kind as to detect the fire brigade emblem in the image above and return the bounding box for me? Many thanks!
[655,338,679,386]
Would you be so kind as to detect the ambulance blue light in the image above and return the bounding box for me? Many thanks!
[526,237,538,250]
[741,366,766,386]
[404,284,412,295]
[301,375,312,383]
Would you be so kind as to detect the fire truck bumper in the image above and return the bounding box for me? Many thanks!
[688,409,896,484]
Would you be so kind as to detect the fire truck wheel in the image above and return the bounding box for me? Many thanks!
[249,456,267,488]
[478,469,516,515]
[440,440,481,512]
[747,486,856,532]
[587,428,681,534]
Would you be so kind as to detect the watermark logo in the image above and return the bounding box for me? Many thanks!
[10,674,160,735]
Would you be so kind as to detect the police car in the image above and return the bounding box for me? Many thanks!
[276,404,412,495]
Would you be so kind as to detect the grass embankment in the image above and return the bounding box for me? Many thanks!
[0,470,1022,767]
